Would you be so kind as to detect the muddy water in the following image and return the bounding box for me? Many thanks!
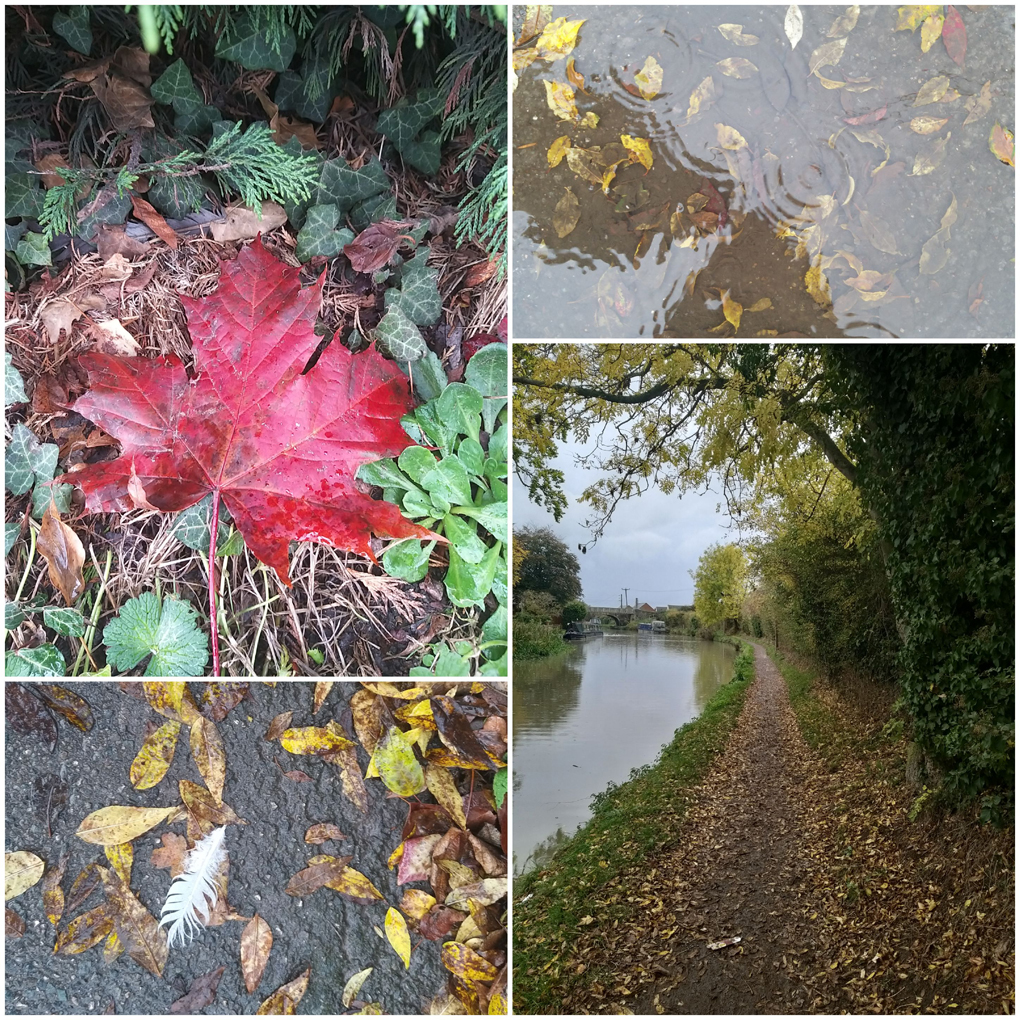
[513,633,736,875]
[513,5,1014,338]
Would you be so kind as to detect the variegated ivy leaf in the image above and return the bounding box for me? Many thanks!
[5,172,43,219]
[383,249,441,326]
[173,494,237,555]
[150,59,204,107]
[275,61,335,122]
[52,7,91,55]
[215,17,296,72]
[43,607,86,638]
[350,193,399,232]
[6,353,28,407]
[16,232,51,267]
[295,204,355,262]
[377,91,444,174]
[5,645,66,677]
[317,157,390,214]
[373,305,427,363]
[4,425,72,518]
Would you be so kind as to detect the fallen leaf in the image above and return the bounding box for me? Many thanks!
[785,5,804,48]
[129,195,178,249]
[716,58,757,79]
[715,123,748,150]
[534,17,585,60]
[190,716,226,805]
[552,187,580,238]
[5,851,45,900]
[62,238,432,586]
[989,122,1014,166]
[36,153,70,188]
[578,111,599,129]
[962,81,992,125]
[914,75,949,106]
[342,968,373,1009]
[99,865,167,977]
[241,914,273,993]
[542,79,577,120]
[747,297,773,312]
[827,5,860,37]
[90,72,155,131]
[910,131,951,175]
[687,76,716,119]
[968,278,984,317]
[565,57,585,92]
[620,134,653,170]
[252,85,320,150]
[910,116,949,134]
[304,823,346,844]
[343,220,417,274]
[96,223,147,261]
[634,55,663,99]
[716,289,742,331]
[129,719,181,789]
[844,106,887,125]
[942,5,967,65]
[919,13,945,52]
[385,906,411,969]
[257,968,310,1015]
[209,203,288,243]
[805,259,832,305]
[809,38,847,76]
[93,319,140,357]
[37,498,85,605]
[895,5,944,31]
[374,726,426,797]
[718,24,759,46]
[565,147,604,186]
[76,805,176,846]
[170,966,225,1014]
[516,5,552,46]
[859,208,902,252]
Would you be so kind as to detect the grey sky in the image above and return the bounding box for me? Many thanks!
[513,435,737,611]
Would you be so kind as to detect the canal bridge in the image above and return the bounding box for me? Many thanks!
[588,606,638,627]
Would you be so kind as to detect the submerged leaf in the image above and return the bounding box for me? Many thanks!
[942,5,967,66]
[546,136,571,168]
[542,79,577,121]
[895,5,944,31]
[962,80,991,125]
[910,131,951,175]
[805,259,832,306]
[859,208,902,253]
[716,58,757,79]
[634,55,663,99]
[989,123,1014,167]
[919,13,945,52]
[718,23,759,46]
[687,76,716,119]
[620,135,653,171]
[913,75,949,106]
[785,5,804,48]
[566,57,585,92]
[910,116,949,134]
[552,188,580,237]
[715,123,748,150]
[827,5,860,37]
[809,37,847,76]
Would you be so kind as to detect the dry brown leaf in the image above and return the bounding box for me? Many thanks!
[257,967,310,1015]
[241,913,273,993]
[343,220,417,273]
[39,295,104,345]
[96,223,147,261]
[464,260,499,287]
[93,318,140,357]
[190,716,227,806]
[209,202,288,243]
[37,499,85,605]
[99,865,167,977]
[35,153,70,188]
[129,195,178,249]
[90,73,155,131]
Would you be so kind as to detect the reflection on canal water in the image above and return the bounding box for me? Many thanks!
[513,633,736,875]
[513,5,1014,338]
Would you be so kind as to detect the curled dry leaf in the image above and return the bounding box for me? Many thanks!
[241,913,273,993]
[37,498,85,605]
[129,195,178,249]
[552,188,580,238]
[256,967,310,1015]
[209,202,289,243]
[94,319,140,357]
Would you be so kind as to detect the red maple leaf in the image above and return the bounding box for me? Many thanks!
[63,238,431,585]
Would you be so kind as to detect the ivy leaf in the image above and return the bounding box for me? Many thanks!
[5,425,72,518]
[377,92,444,175]
[62,239,432,586]
[215,17,296,72]
[294,204,354,262]
[5,522,20,555]
[373,305,427,363]
[6,602,26,628]
[383,249,442,326]
[52,8,92,55]
[103,592,209,677]
[6,645,66,677]
[6,353,28,407]
[150,59,202,107]
[317,157,389,214]
[16,232,52,267]
[43,607,86,638]
[6,172,43,218]
[172,495,236,555]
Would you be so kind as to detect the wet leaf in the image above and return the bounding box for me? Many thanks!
[54,904,115,954]
[190,716,226,805]
[100,865,167,977]
[552,188,580,238]
[325,864,384,904]
[169,966,226,1014]
[578,111,599,129]
[566,57,585,92]
[827,5,860,37]
[517,5,552,46]
[265,712,293,742]
[400,888,437,920]
[718,24,759,46]
[715,123,748,151]
[7,907,25,937]
[374,725,426,796]
[844,106,887,126]
[130,720,181,790]
[687,76,716,119]
[442,940,498,984]
[716,58,757,79]
[425,763,468,829]
[534,17,585,60]
[7,685,58,749]
[257,967,310,1015]
[910,116,949,134]
[942,5,967,65]
[895,5,944,31]
[285,855,353,896]
[445,876,509,911]
[305,823,346,844]
[859,208,902,252]
[280,725,353,755]
[914,74,949,106]
[6,851,45,900]
[385,906,412,969]
[240,915,273,993]
[144,682,200,725]
[805,259,832,306]
[919,13,945,51]
[785,5,804,48]
[76,805,176,846]
[37,499,85,605]
[322,745,369,814]
[747,297,774,312]
[565,147,604,185]
[42,857,67,923]
[634,55,663,99]
[809,38,847,76]
[542,79,577,121]
[910,131,951,175]
[620,134,653,171]
[963,81,991,125]
[547,137,570,171]
[35,685,93,731]
[714,288,743,331]
[989,123,1014,167]
[342,968,373,1008]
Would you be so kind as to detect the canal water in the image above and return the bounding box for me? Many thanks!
[513,633,736,875]
[513,5,1014,338]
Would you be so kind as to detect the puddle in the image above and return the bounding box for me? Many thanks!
[512,5,1015,338]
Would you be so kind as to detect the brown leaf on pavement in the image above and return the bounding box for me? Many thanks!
[241,915,273,993]
[170,966,225,1014]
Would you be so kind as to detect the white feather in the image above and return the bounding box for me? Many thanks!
[160,825,227,949]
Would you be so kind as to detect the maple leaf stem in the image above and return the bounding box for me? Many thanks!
[208,495,220,677]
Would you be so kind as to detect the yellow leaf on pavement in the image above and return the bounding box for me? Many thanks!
[620,134,653,170]
[374,726,425,797]
[747,297,773,312]
[914,74,949,106]
[910,116,949,134]
[384,907,411,969]
[920,12,945,50]
[894,5,944,31]
[342,968,373,1009]
[547,135,571,168]
[76,805,176,846]
[542,79,577,121]
[6,851,45,900]
[129,719,181,790]
[634,55,663,99]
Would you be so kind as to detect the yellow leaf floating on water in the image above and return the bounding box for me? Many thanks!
[687,76,716,119]
[716,58,757,79]
[920,12,945,51]
[542,79,577,121]
[620,134,653,171]
[910,131,951,175]
[384,907,411,969]
[809,37,847,76]
[989,122,1014,167]
[846,269,888,291]
[910,116,949,134]
[805,259,831,306]
[566,57,586,92]
[534,17,586,60]
[962,80,991,125]
[827,5,861,37]
[634,55,663,99]
[718,24,759,46]
[895,5,944,31]
[547,135,571,168]
[914,74,949,106]
[715,123,748,150]
[565,147,603,185]
[601,160,625,194]
[552,187,580,237]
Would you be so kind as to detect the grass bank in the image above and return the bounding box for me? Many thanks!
[513,619,568,659]
[513,640,755,1012]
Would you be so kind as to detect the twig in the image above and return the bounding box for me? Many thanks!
[208,495,220,676]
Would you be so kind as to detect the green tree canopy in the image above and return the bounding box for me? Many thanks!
[514,525,582,605]
[692,543,748,629]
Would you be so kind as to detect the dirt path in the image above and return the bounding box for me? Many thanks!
[568,643,818,1015]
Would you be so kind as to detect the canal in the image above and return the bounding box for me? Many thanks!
[513,632,737,875]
